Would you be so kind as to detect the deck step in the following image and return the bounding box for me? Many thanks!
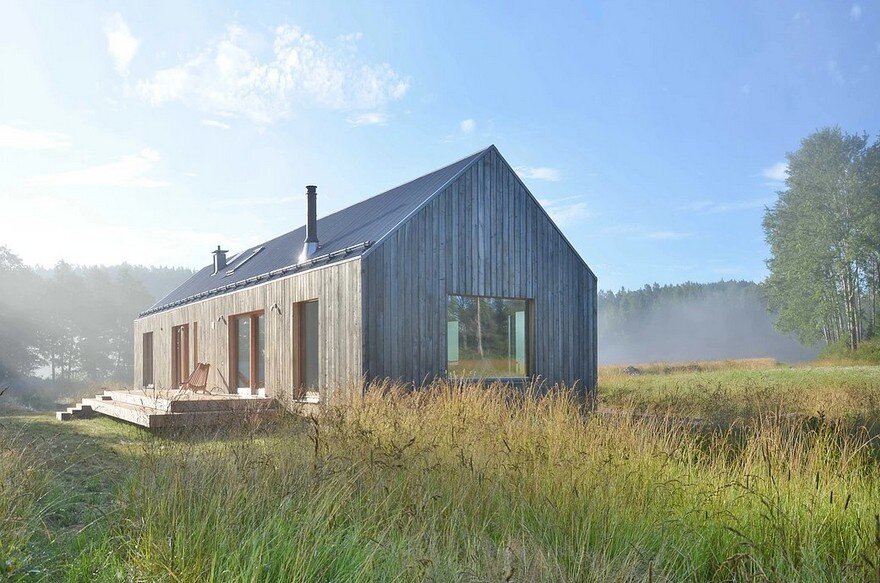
[58,390,281,429]
[103,390,279,413]
[81,398,161,428]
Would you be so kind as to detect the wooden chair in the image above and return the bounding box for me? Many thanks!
[180,363,211,394]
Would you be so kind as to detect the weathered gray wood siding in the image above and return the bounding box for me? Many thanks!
[133,258,362,405]
[361,147,598,392]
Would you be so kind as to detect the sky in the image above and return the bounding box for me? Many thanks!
[1,1,878,291]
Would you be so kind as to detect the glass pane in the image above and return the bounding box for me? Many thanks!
[236,317,250,389]
[303,301,319,389]
[447,295,528,378]
[143,332,153,387]
[256,314,265,389]
[447,320,459,363]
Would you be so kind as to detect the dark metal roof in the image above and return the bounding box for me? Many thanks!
[140,147,491,317]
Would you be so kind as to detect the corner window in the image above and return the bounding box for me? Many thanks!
[230,312,265,391]
[447,295,528,378]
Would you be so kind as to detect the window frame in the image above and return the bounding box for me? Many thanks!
[142,332,154,388]
[445,293,532,380]
[171,324,190,387]
[292,300,319,399]
[229,310,265,391]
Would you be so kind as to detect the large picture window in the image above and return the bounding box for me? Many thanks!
[231,311,265,391]
[447,295,528,378]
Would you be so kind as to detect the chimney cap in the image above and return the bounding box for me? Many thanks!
[306,185,317,194]
[213,245,228,254]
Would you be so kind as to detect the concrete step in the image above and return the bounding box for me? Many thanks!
[57,402,95,421]
[66,404,95,419]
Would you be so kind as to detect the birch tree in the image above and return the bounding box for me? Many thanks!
[764,128,880,349]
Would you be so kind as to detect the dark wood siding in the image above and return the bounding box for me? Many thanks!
[361,147,597,393]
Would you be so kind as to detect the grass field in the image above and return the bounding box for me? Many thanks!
[3,362,880,581]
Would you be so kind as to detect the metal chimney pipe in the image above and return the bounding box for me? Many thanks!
[305,185,318,244]
[212,245,228,275]
[300,185,318,262]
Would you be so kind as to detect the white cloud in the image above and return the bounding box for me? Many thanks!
[25,149,168,188]
[443,118,478,142]
[850,4,862,19]
[202,119,231,130]
[516,166,561,182]
[137,24,409,124]
[104,13,139,75]
[538,196,593,226]
[347,112,388,126]
[678,197,773,213]
[761,161,788,182]
[0,124,69,150]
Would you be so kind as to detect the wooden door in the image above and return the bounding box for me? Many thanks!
[171,324,190,387]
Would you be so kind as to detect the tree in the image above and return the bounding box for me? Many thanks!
[763,128,880,349]
[0,247,42,382]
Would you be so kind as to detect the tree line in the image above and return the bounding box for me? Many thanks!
[763,127,880,350]
[0,246,192,386]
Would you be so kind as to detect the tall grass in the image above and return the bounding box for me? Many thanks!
[819,337,880,366]
[30,381,875,581]
[3,372,880,580]
[601,365,880,429]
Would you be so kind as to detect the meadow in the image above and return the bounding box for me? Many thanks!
[2,362,880,581]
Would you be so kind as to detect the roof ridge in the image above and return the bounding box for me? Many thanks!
[360,146,491,259]
[212,145,494,260]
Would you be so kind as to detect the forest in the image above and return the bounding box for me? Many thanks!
[0,246,192,389]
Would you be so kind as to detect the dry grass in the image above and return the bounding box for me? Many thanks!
[3,368,880,581]
[600,357,782,377]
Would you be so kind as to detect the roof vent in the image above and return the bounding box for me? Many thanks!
[212,245,228,275]
[299,185,318,262]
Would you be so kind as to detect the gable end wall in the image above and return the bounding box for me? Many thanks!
[361,148,598,391]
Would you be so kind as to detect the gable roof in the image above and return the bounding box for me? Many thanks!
[140,146,491,317]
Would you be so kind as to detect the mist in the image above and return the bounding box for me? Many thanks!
[598,281,819,365]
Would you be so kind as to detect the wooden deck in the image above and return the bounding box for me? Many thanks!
[57,389,280,429]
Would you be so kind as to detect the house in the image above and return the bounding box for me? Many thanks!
[133,145,598,406]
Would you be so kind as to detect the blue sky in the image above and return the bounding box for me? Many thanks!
[1,1,878,290]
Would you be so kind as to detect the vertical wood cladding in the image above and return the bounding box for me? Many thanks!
[133,259,362,405]
[133,147,597,405]
[361,147,598,393]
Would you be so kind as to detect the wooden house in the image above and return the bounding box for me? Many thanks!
[134,146,598,406]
